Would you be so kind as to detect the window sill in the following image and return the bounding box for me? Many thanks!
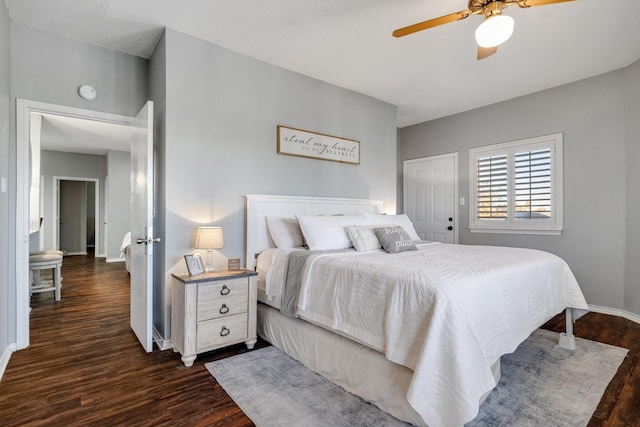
[468,227,562,236]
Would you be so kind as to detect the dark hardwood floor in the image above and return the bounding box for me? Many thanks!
[1,253,639,426]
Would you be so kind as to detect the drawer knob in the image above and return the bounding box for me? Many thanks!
[220,326,231,337]
[219,304,230,315]
[220,285,230,296]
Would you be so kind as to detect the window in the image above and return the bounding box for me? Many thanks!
[469,133,563,235]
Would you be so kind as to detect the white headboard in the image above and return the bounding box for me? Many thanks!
[245,194,383,270]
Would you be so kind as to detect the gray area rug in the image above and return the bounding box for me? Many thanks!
[205,329,627,426]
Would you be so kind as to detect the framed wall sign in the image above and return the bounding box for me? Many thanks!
[277,125,360,165]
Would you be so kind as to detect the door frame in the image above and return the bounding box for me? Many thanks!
[53,177,100,256]
[15,99,136,350]
[403,152,459,244]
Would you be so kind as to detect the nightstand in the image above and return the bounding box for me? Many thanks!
[171,269,258,367]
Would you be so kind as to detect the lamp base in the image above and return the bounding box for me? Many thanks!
[206,250,215,273]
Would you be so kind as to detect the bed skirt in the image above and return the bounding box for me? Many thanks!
[257,304,502,426]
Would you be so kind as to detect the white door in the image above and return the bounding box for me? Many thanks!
[404,153,458,243]
[129,101,155,352]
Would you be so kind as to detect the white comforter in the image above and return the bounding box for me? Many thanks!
[284,243,588,427]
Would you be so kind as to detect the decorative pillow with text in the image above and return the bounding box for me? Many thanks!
[374,226,418,254]
[362,212,421,241]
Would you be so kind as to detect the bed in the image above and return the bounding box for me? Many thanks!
[120,232,131,273]
[245,194,589,427]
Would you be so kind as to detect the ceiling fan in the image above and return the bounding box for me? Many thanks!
[392,0,574,60]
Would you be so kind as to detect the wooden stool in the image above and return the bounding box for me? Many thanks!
[29,253,63,301]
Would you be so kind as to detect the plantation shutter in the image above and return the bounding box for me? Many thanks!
[476,154,508,219]
[469,133,562,234]
[514,148,551,221]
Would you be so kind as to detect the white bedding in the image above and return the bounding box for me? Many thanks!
[256,247,300,300]
[120,232,131,273]
[260,242,589,427]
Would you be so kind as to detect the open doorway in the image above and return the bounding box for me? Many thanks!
[53,177,99,256]
[15,99,144,350]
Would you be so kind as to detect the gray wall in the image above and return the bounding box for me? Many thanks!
[624,60,640,315]
[153,28,397,339]
[106,150,131,260]
[0,3,11,361]
[399,64,638,315]
[39,150,106,254]
[10,23,148,116]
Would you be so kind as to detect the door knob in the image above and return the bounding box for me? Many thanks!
[447,226,453,231]
[136,237,162,245]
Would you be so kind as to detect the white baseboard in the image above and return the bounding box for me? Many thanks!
[153,325,172,351]
[64,251,88,256]
[0,344,16,383]
[589,304,640,324]
[105,257,125,263]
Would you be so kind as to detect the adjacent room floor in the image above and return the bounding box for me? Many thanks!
[0,253,638,426]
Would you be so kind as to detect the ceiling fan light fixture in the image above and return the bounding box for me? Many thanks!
[475,14,514,48]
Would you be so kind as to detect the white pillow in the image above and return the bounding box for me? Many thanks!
[296,214,369,250]
[362,212,421,241]
[266,217,305,248]
[346,225,384,252]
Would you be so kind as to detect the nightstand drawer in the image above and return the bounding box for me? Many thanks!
[197,278,248,321]
[196,314,248,350]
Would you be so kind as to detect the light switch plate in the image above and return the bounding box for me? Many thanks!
[1,177,7,193]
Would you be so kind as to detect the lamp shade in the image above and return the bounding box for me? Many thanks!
[194,226,224,249]
[475,14,514,48]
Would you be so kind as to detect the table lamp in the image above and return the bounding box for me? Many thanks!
[194,226,224,272]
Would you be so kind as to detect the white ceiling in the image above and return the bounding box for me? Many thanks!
[6,0,640,128]
[37,113,141,155]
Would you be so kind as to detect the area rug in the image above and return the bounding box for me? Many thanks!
[205,329,627,426]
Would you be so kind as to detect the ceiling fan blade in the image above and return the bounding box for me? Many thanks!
[515,0,574,7]
[477,45,498,60]
[392,10,473,38]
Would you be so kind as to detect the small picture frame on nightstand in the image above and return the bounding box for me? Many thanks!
[228,258,241,271]
[184,253,205,276]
